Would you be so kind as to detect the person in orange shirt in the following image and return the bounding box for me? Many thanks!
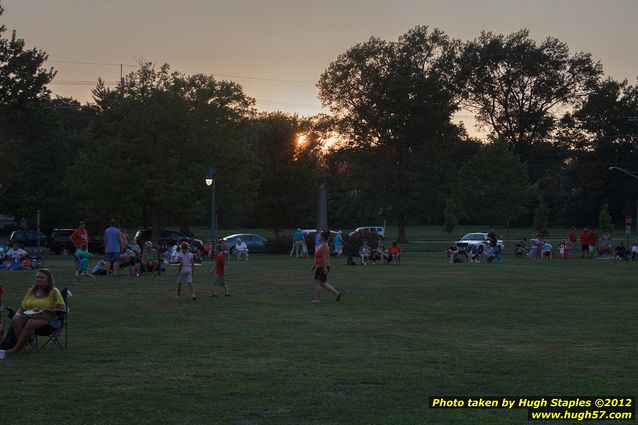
[388,241,401,265]
[311,230,341,304]
[69,221,89,251]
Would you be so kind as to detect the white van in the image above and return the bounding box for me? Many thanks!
[349,226,385,238]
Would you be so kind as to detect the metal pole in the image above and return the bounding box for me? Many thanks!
[211,182,216,243]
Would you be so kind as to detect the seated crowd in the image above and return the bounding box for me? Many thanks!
[0,243,43,271]
[356,239,400,265]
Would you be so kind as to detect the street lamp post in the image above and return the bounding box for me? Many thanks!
[205,166,217,244]
[608,166,638,241]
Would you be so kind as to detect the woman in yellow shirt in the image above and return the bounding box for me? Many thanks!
[6,268,66,354]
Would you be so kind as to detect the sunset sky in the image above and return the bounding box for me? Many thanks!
[3,0,637,134]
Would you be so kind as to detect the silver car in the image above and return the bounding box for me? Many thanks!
[455,232,505,253]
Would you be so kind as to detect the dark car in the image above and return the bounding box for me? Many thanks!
[223,233,268,253]
[49,228,105,255]
[8,230,49,248]
[134,229,203,251]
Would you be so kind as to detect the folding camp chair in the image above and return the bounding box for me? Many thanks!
[29,287,71,352]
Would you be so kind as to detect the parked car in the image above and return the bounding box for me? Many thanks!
[8,230,49,248]
[49,228,105,255]
[223,233,268,253]
[349,226,385,238]
[133,229,203,251]
[455,232,505,253]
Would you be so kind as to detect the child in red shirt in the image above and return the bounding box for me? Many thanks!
[209,245,230,297]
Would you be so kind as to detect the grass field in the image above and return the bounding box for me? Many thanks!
[1,251,636,424]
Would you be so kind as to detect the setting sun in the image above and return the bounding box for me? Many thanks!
[296,133,308,147]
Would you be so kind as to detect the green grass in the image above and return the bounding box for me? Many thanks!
[1,252,636,424]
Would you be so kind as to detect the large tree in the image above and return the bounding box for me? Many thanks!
[70,64,259,242]
[0,0,71,228]
[252,113,320,236]
[457,29,602,162]
[317,26,461,242]
[561,78,638,225]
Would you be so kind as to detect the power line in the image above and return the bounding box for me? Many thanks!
[48,59,315,85]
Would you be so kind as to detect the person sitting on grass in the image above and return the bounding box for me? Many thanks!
[447,242,459,263]
[514,239,528,258]
[358,240,371,265]
[4,269,66,355]
[466,244,478,263]
[141,241,160,275]
[209,245,230,297]
[388,241,401,265]
[5,243,27,270]
[631,242,638,260]
[119,246,139,276]
[91,260,110,276]
[559,240,569,260]
[235,238,249,261]
[74,245,96,282]
[372,239,386,264]
[614,242,628,260]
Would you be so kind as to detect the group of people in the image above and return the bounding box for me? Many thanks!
[357,239,401,265]
[291,229,345,259]
[67,220,163,278]
[515,228,638,261]
[0,243,31,270]
[447,242,501,264]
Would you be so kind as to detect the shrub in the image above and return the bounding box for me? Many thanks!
[266,234,293,254]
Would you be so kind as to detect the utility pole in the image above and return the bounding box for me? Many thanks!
[120,64,125,95]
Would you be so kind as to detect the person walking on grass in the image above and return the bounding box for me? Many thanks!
[176,242,196,300]
[209,244,230,297]
[311,230,341,304]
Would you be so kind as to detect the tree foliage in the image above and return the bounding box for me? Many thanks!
[70,63,259,241]
[598,203,614,233]
[533,198,549,236]
[452,141,536,224]
[0,2,71,228]
[318,26,461,241]
[252,113,320,236]
[457,29,602,159]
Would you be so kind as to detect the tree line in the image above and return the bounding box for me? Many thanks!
[1,2,636,242]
